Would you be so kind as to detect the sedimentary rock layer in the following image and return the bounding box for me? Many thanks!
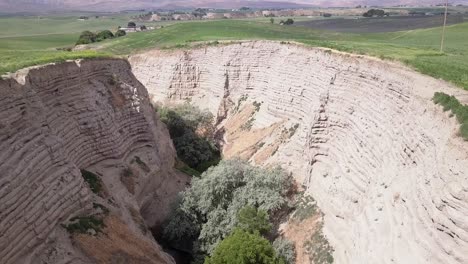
[0,59,177,264]
[130,41,468,264]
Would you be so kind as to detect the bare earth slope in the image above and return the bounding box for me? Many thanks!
[0,59,185,264]
[130,41,468,264]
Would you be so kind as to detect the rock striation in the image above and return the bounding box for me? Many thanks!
[0,59,183,264]
[130,41,468,264]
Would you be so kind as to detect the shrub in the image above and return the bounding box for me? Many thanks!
[76,30,96,45]
[96,30,114,41]
[304,224,334,264]
[293,194,318,221]
[159,103,219,170]
[283,19,294,25]
[128,21,136,28]
[63,216,104,234]
[163,160,292,253]
[115,29,126,37]
[273,238,296,264]
[363,9,385,17]
[433,92,468,140]
[205,229,284,264]
[80,169,102,194]
[236,206,272,235]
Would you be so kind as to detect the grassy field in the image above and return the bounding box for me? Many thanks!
[97,20,468,89]
[1,16,467,90]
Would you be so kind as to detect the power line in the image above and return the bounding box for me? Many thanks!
[440,0,449,52]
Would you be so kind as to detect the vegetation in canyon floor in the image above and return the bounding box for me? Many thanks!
[1,16,468,90]
[80,169,103,194]
[433,92,468,140]
[162,159,297,263]
[158,103,220,175]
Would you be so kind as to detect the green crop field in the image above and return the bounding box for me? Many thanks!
[1,16,467,90]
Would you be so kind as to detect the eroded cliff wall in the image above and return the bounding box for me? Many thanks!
[0,59,185,264]
[130,41,468,264]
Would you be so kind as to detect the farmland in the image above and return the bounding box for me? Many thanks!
[1,14,467,90]
[295,15,467,33]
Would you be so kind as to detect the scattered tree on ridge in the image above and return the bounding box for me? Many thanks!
[76,30,96,45]
[363,9,386,17]
[96,30,114,41]
[280,18,294,25]
[115,29,126,37]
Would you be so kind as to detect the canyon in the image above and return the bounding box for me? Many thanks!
[0,41,467,264]
[130,42,468,264]
[0,59,187,264]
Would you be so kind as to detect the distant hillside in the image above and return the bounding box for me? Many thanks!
[0,0,467,13]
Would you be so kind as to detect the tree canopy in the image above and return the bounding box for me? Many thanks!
[363,9,386,17]
[236,206,272,235]
[96,30,114,41]
[205,229,284,264]
[159,103,219,171]
[282,19,294,25]
[115,29,126,37]
[163,159,292,254]
[76,31,96,45]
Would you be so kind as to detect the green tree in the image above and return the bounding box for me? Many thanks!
[205,229,284,264]
[363,9,385,17]
[237,206,271,235]
[270,17,275,24]
[96,30,114,41]
[76,30,96,45]
[284,18,294,25]
[159,103,219,170]
[163,160,292,253]
[115,29,126,37]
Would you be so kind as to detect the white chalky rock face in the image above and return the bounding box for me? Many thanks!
[130,41,468,264]
[0,59,178,264]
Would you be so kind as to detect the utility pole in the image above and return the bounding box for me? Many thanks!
[440,0,449,52]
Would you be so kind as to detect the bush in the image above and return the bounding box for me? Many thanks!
[63,216,104,234]
[293,193,318,221]
[163,160,292,253]
[363,9,385,17]
[237,206,272,235]
[76,30,96,45]
[80,169,102,194]
[159,103,219,170]
[304,225,334,264]
[281,19,294,25]
[96,30,114,41]
[115,29,126,37]
[205,229,284,264]
[433,92,468,140]
[128,21,136,27]
[273,238,296,264]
